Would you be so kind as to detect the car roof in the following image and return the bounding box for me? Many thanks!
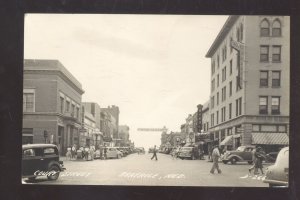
[22,144,57,149]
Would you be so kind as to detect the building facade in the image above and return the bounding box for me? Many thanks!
[23,59,84,155]
[118,125,130,147]
[82,102,103,147]
[206,16,289,152]
[101,105,120,143]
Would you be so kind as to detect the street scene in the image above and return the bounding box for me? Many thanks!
[23,152,272,186]
[22,15,289,187]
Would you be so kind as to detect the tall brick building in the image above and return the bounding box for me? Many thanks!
[205,16,289,152]
[23,59,84,155]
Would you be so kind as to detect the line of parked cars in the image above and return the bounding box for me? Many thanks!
[93,147,135,159]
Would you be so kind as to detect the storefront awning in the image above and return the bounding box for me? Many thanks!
[251,132,289,145]
[220,135,233,146]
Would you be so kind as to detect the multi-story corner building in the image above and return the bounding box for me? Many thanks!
[206,16,289,152]
[119,125,130,147]
[82,102,103,147]
[101,105,120,141]
[23,59,84,155]
[80,105,96,147]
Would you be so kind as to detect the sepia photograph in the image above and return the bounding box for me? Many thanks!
[22,14,290,187]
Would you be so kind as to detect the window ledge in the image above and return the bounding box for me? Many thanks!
[259,86,269,88]
[272,61,281,63]
[272,86,281,88]
[260,61,270,63]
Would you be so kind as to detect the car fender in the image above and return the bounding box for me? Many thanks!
[227,154,243,161]
[47,161,62,171]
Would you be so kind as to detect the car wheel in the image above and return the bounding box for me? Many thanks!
[230,157,237,164]
[47,165,60,181]
[248,161,253,164]
[222,160,228,164]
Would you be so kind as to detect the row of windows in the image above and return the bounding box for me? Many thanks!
[211,61,233,92]
[260,18,282,37]
[260,71,281,87]
[212,18,283,77]
[59,95,80,119]
[260,45,281,62]
[210,96,281,127]
[210,97,242,127]
[211,81,233,109]
[211,21,244,75]
[259,96,281,114]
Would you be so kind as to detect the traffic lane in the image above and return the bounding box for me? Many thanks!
[24,153,270,187]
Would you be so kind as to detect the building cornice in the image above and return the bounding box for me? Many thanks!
[24,59,85,95]
[205,15,240,58]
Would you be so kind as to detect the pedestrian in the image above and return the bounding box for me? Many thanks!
[150,145,158,161]
[104,145,107,160]
[66,147,72,160]
[210,145,222,174]
[248,148,257,175]
[71,144,76,160]
[254,147,264,175]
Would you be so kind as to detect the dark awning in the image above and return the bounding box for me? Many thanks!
[251,132,289,145]
[220,135,233,146]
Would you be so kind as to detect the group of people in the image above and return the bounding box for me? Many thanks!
[209,145,265,175]
[66,144,108,161]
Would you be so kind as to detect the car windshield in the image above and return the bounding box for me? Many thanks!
[236,146,245,151]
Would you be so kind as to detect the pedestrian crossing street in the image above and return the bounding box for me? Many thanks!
[239,174,266,181]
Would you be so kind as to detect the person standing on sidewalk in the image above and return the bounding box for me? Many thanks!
[151,145,158,161]
[210,145,222,174]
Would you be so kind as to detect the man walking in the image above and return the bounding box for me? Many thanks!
[151,145,158,161]
[210,145,222,174]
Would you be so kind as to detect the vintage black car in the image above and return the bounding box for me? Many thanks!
[222,145,256,164]
[22,144,66,181]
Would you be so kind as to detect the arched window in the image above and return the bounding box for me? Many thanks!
[272,19,281,37]
[260,19,270,36]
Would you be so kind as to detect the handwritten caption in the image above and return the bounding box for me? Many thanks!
[119,172,186,179]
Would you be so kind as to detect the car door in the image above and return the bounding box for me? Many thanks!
[22,148,43,176]
[42,147,59,171]
[244,147,253,160]
[106,148,113,158]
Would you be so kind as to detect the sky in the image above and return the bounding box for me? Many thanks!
[24,14,228,149]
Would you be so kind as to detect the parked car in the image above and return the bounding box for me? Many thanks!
[136,147,145,154]
[106,147,123,159]
[263,147,289,187]
[178,147,197,160]
[117,147,128,156]
[222,145,256,164]
[148,148,154,153]
[22,144,66,181]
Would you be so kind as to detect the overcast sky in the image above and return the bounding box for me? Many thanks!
[24,14,228,149]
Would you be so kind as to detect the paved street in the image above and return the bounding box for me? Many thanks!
[23,153,271,187]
